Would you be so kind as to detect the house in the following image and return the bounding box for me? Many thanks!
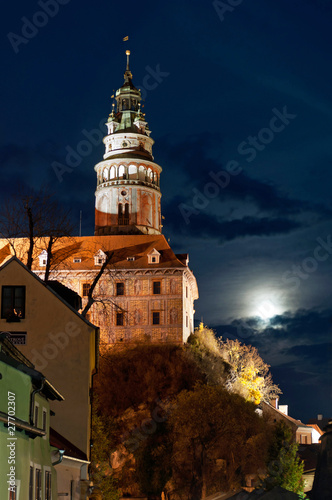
[0,256,99,460]
[0,332,63,500]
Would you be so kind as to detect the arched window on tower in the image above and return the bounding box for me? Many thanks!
[103,167,109,182]
[128,164,137,180]
[119,165,127,180]
[110,166,116,180]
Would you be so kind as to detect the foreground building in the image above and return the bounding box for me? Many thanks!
[0,333,63,500]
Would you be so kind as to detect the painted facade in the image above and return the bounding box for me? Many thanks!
[0,333,63,500]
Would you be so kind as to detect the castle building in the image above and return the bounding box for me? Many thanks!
[0,51,198,346]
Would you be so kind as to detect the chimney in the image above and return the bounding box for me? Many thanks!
[271,397,279,409]
[279,405,288,416]
[318,414,323,421]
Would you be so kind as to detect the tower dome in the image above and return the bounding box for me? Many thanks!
[94,51,162,236]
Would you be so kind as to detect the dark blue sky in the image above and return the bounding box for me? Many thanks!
[1,0,331,422]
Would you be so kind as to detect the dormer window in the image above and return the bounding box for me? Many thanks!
[147,248,160,265]
[73,258,81,263]
[38,250,48,267]
[94,249,107,266]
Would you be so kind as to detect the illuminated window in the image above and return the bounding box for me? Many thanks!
[116,312,124,326]
[1,286,25,321]
[153,281,161,295]
[82,283,91,297]
[152,312,160,325]
[116,283,124,296]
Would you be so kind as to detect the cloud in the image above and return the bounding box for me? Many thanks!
[213,308,332,420]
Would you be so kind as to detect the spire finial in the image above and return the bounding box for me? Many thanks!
[126,50,130,71]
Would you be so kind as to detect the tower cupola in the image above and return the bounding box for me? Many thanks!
[94,51,162,236]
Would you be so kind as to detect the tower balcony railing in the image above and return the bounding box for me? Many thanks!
[97,179,160,191]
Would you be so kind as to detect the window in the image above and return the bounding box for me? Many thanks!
[127,256,135,261]
[186,315,189,328]
[45,471,51,500]
[42,410,47,432]
[35,468,42,500]
[29,467,33,500]
[186,286,188,298]
[147,248,160,264]
[34,405,39,427]
[94,250,107,266]
[73,258,81,263]
[38,250,48,267]
[152,312,160,325]
[116,312,124,326]
[1,286,25,320]
[153,281,161,295]
[9,486,17,500]
[116,282,124,296]
[82,283,91,297]
[118,203,129,225]
[8,332,27,345]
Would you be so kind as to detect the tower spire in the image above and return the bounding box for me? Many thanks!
[124,49,132,82]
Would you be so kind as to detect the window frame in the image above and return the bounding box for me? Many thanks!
[152,311,160,325]
[1,286,26,320]
[116,282,125,296]
[153,281,161,295]
[116,312,124,326]
[82,283,91,297]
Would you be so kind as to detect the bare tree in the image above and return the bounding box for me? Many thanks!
[0,185,74,279]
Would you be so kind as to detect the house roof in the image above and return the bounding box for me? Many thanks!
[0,235,189,271]
[0,256,99,331]
[50,427,88,461]
[0,333,63,401]
[261,401,311,429]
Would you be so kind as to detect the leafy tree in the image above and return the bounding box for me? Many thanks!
[134,421,172,499]
[90,401,120,500]
[187,323,230,386]
[168,383,268,499]
[218,338,281,404]
[262,422,305,496]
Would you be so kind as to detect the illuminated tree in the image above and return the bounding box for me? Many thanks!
[218,338,282,404]
[262,422,305,496]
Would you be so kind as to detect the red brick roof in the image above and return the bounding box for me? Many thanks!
[33,234,188,271]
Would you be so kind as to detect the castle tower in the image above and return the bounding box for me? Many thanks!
[94,50,162,236]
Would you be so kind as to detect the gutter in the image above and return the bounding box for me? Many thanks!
[29,377,45,425]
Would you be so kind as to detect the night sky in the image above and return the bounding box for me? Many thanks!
[1,0,332,422]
